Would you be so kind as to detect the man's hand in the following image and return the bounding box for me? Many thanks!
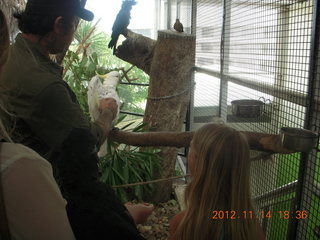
[99,98,118,120]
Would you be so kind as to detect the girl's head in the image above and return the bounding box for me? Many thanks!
[0,10,10,76]
[188,123,250,183]
[174,123,256,240]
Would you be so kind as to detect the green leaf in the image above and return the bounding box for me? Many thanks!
[117,188,128,203]
[134,185,143,201]
[132,123,147,132]
[87,62,96,74]
[120,121,135,130]
[80,56,88,67]
[112,167,125,182]
[128,164,143,182]
[116,114,127,125]
[92,52,98,64]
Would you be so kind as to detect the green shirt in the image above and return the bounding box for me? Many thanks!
[0,34,104,159]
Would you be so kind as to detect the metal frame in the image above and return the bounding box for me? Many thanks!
[292,0,320,239]
[219,0,231,122]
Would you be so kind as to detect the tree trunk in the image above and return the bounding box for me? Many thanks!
[0,0,25,39]
[140,30,195,202]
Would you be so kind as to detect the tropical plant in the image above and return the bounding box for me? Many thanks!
[64,20,149,115]
[99,115,161,202]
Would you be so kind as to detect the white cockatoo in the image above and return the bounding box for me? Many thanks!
[88,71,120,157]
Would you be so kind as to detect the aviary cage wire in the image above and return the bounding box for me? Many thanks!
[158,0,320,239]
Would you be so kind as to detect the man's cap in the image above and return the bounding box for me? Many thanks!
[25,0,94,21]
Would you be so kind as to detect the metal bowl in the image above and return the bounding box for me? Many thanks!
[280,127,319,152]
[231,99,264,118]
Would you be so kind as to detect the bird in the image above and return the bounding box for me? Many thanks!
[174,18,184,33]
[88,71,120,157]
[108,0,137,54]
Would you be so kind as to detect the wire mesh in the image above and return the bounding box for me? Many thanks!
[192,0,223,124]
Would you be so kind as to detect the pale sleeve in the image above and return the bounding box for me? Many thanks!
[3,157,76,240]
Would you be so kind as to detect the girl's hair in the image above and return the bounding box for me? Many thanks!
[173,123,257,240]
[13,12,76,36]
[0,9,12,142]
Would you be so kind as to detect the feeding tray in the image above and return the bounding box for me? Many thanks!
[231,99,264,118]
[280,127,319,152]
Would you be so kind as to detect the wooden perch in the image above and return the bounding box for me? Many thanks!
[108,128,295,154]
[119,66,139,82]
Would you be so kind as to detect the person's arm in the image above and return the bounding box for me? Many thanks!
[2,155,75,240]
[95,98,118,138]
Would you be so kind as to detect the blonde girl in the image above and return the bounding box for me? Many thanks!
[170,123,265,240]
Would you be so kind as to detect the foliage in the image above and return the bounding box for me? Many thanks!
[64,50,99,117]
[99,115,161,203]
[64,20,149,115]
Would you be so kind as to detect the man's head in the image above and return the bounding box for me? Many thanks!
[15,0,94,54]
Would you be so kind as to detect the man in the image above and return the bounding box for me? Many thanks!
[1,0,116,163]
[0,0,152,239]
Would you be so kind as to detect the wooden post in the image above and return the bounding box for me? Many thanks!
[143,30,195,202]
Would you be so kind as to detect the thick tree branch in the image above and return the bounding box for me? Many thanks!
[115,30,156,74]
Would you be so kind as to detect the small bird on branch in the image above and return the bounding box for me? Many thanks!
[174,18,184,33]
[108,0,137,54]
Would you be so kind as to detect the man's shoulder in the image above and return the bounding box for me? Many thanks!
[3,45,63,96]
